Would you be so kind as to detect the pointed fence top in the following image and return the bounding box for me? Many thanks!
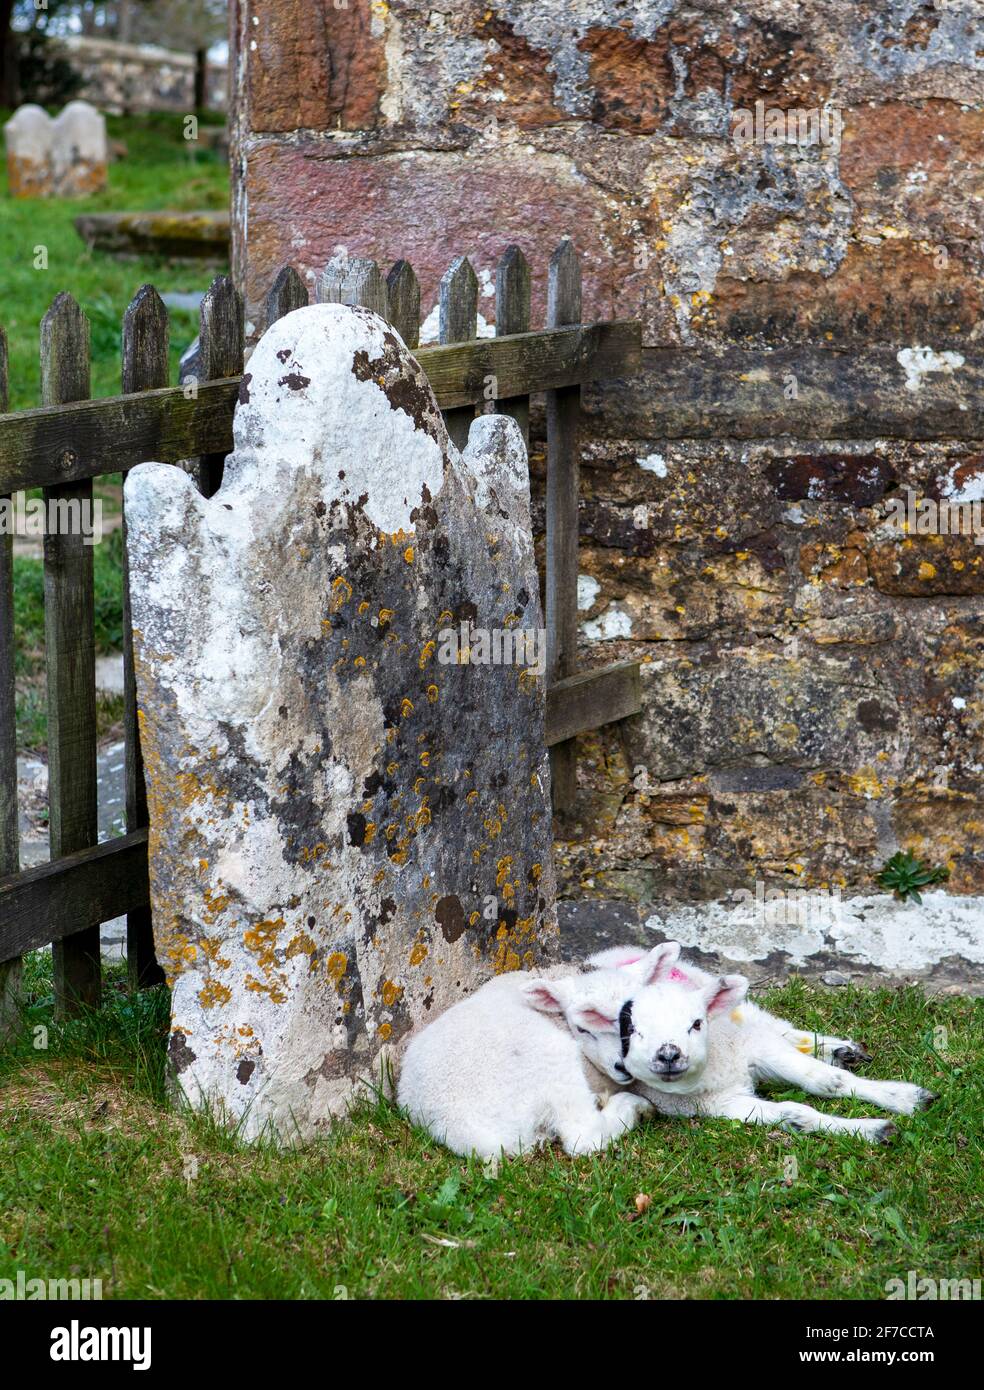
[547,238,582,328]
[199,275,245,381]
[386,259,421,349]
[440,255,479,344]
[265,265,309,330]
[496,245,531,337]
[122,285,169,395]
[40,292,90,407]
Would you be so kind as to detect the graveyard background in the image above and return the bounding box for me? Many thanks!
[2,109,226,762]
[0,2,981,1301]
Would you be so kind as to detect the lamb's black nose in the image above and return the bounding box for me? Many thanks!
[656,1044,682,1065]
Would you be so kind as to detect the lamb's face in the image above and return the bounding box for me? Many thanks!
[620,980,713,1088]
[622,973,749,1089]
[520,971,635,1085]
[566,973,639,1084]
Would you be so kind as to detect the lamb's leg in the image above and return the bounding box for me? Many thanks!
[753,1036,936,1115]
[755,1006,871,1069]
[554,1088,652,1156]
[709,1091,897,1144]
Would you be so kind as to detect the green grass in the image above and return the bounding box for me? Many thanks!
[1,961,980,1300]
[0,110,228,411]
[3,111,229,751]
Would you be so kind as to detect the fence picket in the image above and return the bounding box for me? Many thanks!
[343,258,390,318]
[494,245,532,445]
[121,286,168,990]
[317,258,389,319]
[440,255,479,451]
[0,326,20,1030]
[386,260,420,349]
[545,239,583,815]
[316,258,346,305]
[41,293,101,1015]
[265,265,309,329]
[198,275,244,498]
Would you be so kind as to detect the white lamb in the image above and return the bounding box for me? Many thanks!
[396,967,651,1157]
[588,944,872,1069]
[600,942,936,1143]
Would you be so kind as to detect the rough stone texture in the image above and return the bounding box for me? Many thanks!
[125,303,557,1139]
[4,105,54,198]
[231,2,984,922]
[547,434,984,904]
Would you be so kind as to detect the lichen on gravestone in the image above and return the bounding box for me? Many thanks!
[50,101,108,197]
[125,303,558,1141]
[4,100,108,199]
[3,105,55,198]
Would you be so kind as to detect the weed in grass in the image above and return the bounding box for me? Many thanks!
[877,851,950,904]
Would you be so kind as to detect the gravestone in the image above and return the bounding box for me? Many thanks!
[3,105,54,198]
[51,101,108,196]
[125,303,558,1141]
[4,100,108,198]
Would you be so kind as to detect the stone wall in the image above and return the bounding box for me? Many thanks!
[54,36,228,115]
[230,1,984,906]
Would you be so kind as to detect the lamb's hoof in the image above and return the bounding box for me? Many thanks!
[875,1121,898,1144]
[832,1041,872,1070]
[916,1089,939,1111]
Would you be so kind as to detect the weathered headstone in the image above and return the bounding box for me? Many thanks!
[51,101,108,196]
[3,105,54,198]
[125,303,557,1141]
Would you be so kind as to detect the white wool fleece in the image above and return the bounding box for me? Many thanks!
[396,967,652,1158]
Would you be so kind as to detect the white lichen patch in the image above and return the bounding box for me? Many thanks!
[638,451,667,477]
[577,574,601,610]
[232,303,446,535]
[582,605,632,641]
[646,890,984,973]
[942,461,984,504]
[897,346,965,394]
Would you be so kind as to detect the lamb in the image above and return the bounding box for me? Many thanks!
[396,967,652,1157]
[605,942,936,1144]
[588,944,871,1069]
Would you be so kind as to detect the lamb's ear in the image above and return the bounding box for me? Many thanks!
[703,974,749,1016]
[519,978,572,1014]
[570,1003,621,1035]
[585,945,647,972]
[638,940,683,986]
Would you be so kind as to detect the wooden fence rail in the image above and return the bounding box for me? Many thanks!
[0,240,643,1015]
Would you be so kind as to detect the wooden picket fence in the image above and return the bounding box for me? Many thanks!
[0,239,643,1017]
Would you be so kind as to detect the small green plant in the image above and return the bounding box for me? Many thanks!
[876,850,950,904]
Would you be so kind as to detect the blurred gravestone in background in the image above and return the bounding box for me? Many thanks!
[3,103,54,197]
[3,98,107,196]
[51,99,108,195]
